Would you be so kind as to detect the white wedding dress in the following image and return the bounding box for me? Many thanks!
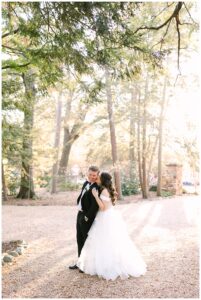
[77,194,147,280]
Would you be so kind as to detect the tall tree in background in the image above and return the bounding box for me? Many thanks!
[141,72,149,199]
[51,90,62,194]
[105,69,122,200]
[129,87,137,180]
[17,69,36,199]
[157,75,168,196]
[2,163,8,201]
[137,89,143,192]
[58,89,90,175]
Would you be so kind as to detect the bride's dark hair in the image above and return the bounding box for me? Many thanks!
[100,172,117,205]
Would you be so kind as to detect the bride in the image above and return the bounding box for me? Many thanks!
[77,172,147,280]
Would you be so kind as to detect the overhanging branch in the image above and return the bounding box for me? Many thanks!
[2,62,31,70]
[134,2,183,34]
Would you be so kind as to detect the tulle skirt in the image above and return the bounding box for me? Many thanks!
[77,206,147,280]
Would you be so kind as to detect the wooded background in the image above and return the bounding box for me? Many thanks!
[1,2,199,200]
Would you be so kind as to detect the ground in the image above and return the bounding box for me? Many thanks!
[2,189,148,206]
[2,194,199,298]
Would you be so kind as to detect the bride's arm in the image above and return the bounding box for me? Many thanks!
[92,188,106,211]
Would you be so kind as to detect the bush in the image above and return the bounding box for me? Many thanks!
[121,178,140,196]
[58,181,82,191]
[161,190,173,197]
[149,185,157,192]
[7,171,21,196]
[37,174,51,188]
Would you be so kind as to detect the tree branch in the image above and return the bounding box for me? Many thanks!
[2,28,19,39]
[150,3,175,23]
[2,62,31,70]
[183,3,198,24]
[175,15,181,73]
[134,2,183,34]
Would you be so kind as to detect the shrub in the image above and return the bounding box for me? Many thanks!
[149,185,157,192]
[58,181,82,191]
[161,190,173,197]
[121,178,140,196]
[37,174,51,188]
[7,171,20,196]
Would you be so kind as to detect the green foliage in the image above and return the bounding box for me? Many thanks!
[57,180,82,191]
[121,178,140,196]
[2,2,198,200]
[6,170,21,196]
[37,173,51,188]
[149,185,157,192]
[161,190,173,197]
[2,118,23,163]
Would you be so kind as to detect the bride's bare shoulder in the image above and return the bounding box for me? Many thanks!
[101,188,110,197]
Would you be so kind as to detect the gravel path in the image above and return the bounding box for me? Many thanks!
[2,196,200,298]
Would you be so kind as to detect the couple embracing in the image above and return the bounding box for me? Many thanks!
[69,166,146,281]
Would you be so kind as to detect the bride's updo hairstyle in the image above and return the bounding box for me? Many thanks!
[100,172,117,206]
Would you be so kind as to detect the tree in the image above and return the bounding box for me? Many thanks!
[51,91,62,194]
[141,72,149,199]
[17,69,36,199]
[129,88,137,180]
[105,68,123,200]
[157,75,168,196]
[2,163,8,201]
[58,77,91,176]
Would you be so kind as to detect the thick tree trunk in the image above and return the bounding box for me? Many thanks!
[58,128,73,175]
[105,69,122,200]
[58,92,88,175]
[2,163,8,201]
[142,73,149,199]
[58,92,72,175]
[17,70,36,199]
[157,76,167,196]
[129,88,136,180]
[51,93,62,193]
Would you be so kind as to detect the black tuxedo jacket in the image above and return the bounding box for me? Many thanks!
[77,181,100,224]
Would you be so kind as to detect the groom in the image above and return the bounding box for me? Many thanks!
[69,165,100,271]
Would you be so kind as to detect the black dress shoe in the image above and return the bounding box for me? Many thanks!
[79,269,84,273]
[69,264,78,270]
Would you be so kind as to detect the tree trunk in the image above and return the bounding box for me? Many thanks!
[105,68,122,200]
[142,73,149,199]
[17,70,36,199]
[58,93,88,175]
[137,90,143,191]
[51,92,62,193]
[129,88,136,180]
[147,135,159,188]
[58,92,72,175]
[2,163,8,201]
[58,128,73,175]
[157,76,167,196]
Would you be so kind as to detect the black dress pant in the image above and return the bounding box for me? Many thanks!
[76,211,91,257]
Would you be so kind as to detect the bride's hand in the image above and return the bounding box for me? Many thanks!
[92,188,98,198]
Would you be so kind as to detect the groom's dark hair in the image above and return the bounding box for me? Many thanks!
[88,165,100,173]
